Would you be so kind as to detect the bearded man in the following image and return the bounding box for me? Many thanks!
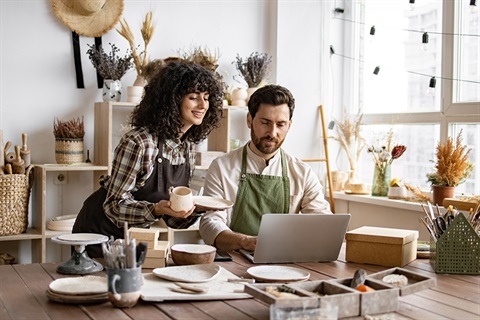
[199,85,331,252]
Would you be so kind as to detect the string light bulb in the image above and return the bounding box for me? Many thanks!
[470,0,478,13]
[409,0,415,11]
[370,25,376,36]
[330,45,335,56]
[373,66,380,75]
[428,76,436,95]
[422,32,429,51]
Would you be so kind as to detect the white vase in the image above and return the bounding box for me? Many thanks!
[127,86,144,104]
[231,88,248,107]
[102,79,122,102]
[246,87,258,103]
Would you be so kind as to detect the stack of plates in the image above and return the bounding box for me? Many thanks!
[47,214,77,231]
[46,276,108,304]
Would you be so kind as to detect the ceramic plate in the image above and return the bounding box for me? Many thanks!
[247,266,310,283]
[49,214,78,222]
[56,233,108,242]
[49,276,107,295]
[45,289,108,304]
[193,196,234,210]
[153,264,222,283]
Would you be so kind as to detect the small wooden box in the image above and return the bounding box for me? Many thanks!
[368,267,436,296]
[195,151,225,166]
[333,278,399,316]
[346,226,418,267]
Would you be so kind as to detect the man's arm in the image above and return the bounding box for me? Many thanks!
[213,230,257,251]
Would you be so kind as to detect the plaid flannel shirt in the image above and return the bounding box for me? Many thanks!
[101,127,198,229]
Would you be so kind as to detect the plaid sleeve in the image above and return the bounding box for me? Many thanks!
[163,215,200,229]
[103,130,158,227]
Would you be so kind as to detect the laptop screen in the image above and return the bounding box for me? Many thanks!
[240,213,351,264]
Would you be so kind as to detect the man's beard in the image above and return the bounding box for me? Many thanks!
[251,127,284,154]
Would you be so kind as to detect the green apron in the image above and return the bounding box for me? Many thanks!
[230,145,290,236]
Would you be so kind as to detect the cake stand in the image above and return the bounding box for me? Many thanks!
[51,233,109,275]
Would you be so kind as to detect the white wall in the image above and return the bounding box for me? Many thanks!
[0,1,337,262]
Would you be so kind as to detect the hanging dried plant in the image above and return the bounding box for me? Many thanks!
[53,117,85,139]
[426,130,474,187]
[233,52,272,87]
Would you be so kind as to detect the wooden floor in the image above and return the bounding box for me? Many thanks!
[0,246,478,319]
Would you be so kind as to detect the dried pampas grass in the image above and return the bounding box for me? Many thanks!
[117,11,154,76]
[331,111,366,171]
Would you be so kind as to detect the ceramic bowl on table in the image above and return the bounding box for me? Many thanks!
[170,244,216,266]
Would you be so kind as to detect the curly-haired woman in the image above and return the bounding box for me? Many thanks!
[73,61,224,257]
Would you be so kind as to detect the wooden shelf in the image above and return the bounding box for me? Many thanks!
[0,228,42,241]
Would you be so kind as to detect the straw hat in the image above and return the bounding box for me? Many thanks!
[51,0,124,37]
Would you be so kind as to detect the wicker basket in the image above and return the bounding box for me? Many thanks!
[430,213,480,274]
[55,138,84,164]
[0,166,34,236]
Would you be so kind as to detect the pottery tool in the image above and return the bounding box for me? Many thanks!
[20,133,31,167]
[173,282,209,294]
[12,145,25,174]
[4,141,15,164]
[5,163,12,174]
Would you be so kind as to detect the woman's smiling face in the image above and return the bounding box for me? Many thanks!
[179,91,209,134]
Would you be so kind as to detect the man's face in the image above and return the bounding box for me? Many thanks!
[247,103,292,157]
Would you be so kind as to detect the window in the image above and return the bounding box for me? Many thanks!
[341,0,479,194]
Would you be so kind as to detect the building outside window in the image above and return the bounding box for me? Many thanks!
[340,0,479,195]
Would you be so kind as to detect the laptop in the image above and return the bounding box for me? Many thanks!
[239,213,351,264]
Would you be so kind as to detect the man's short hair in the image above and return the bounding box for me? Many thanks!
[248,84,295,119]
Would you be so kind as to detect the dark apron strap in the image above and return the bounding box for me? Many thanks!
[71,32,84,89]
[94,37,103,89]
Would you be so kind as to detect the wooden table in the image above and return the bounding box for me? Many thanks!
[1,246,478,320]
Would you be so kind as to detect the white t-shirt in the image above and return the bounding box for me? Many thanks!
[199,143,331,245]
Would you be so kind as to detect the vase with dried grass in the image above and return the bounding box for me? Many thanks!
[53,117,85,164]
[426,130,474,206]
[117,11,154,103]
[331,111,366,192]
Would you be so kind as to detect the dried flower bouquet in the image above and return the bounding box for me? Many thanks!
[86,43,133,80]
[233,52,272,88]
[427,130,473,187]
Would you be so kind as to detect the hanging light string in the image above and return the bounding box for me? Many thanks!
[333,16,480,38]
[407,70,480,85]
[329,47,480,85]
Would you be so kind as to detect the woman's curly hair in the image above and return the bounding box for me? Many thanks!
[130,61,224,143]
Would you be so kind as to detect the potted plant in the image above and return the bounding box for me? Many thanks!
[233,52,272,101]
[426,130,474,205]
[86,43,133,102]
[53,117,85,164]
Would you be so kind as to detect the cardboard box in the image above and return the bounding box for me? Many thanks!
[129,227,159,249]
[146,241,170,258]
[346,226,418,267]
[195,151,225,166]
[142,257,166,269]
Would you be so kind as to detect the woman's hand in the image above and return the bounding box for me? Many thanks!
[154,200,195,218]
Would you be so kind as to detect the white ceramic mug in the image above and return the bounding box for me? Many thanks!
[169,186,194,212]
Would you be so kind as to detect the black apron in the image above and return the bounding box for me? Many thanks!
[72,140,190,257]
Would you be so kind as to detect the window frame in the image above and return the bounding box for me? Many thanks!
[343,1,479,142]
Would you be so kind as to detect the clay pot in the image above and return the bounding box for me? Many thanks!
[431,185,455,206]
